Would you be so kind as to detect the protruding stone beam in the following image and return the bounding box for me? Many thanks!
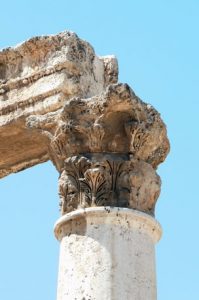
[0,31,117,178]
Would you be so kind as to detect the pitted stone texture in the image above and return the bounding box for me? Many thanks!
[27,83,169,215]
[0,31,118,178]
[58,154,161,216]
[55,207,161,300]
[27,83,169,170]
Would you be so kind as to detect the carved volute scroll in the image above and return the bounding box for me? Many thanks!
[27,83,170,216]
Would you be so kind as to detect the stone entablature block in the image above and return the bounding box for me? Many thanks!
[0,31,117,178]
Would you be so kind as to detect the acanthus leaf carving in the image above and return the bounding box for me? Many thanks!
[80,164,111,207]
[27,84,170,171]
[26,83,169,216]
[58,155,161,216]
[125,120,150,155]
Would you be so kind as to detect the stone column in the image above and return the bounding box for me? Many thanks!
[27,83,169,300]
[54,207,161,300]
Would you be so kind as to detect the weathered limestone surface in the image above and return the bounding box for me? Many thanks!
[0,31,118,178]
[54,207,162,300]
[0,32,170,300]
[27,83,169,215]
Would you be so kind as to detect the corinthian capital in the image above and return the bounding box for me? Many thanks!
[27,83,169,215]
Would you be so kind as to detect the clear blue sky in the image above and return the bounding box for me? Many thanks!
[0,1,198,299]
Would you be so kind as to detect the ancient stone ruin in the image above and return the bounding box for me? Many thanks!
[0,31,170,300]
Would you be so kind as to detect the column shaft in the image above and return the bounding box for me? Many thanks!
[54,207,161,300]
